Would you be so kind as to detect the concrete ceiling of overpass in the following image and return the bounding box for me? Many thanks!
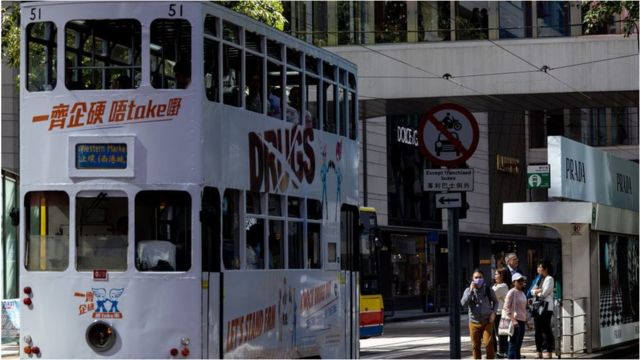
[359,90,639,119]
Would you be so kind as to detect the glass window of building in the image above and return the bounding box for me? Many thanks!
[150,19,190,89]
[337,1,354,45]
[418,1,451,41]
[456,1,489,40]
[386,115,441,227]
[536,1,569,37]
[24,191,69,271]
[76,191,128,271]
[66,19,141,90]
[135,191,191,271]
[26,22,57,92]
[499,1,532,38]
[375,1,408,43]
[313,2,329,46]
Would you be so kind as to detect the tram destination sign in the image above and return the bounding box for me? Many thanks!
[76,143,127,169]
[424,169,474,192]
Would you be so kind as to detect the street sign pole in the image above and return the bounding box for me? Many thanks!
[448,207,461,359]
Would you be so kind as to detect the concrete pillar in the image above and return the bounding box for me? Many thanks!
[488,1,499,40]
[363,1,375,44]
[327,1,338,46]
[531,1,538,38]
[407,1,418,43]
[569,1,583,37]
[450,0,456,41]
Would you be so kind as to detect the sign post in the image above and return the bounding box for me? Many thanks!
[418,103,479,359]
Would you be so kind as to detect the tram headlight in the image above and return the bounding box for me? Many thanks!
[85,321,117,352]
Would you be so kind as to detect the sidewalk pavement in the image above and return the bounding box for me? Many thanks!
[385,309,639,359]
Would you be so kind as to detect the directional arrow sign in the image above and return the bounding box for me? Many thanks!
[435,193,462,208]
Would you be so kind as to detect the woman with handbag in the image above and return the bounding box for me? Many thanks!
[492,268,510,358]
[531,260,555,358]
[503,272,528,359]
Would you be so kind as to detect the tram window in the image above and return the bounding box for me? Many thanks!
[267,39,282,60]
[245,31,263,53]
[323,62,335,81]
[246,217,265,269]
[24,191,69,271]
[135,191,191,272]
[349,91,357,140]
[150,19,191,89]
[267,60,284,119]
[223,21,240,44]
[76,192,128,272]
[308,223,321,269]
[204,39,220,102]
[269,194,283,216]
[223,44,242,107]
[306,55,319,75]
[65,19,141,90]
[287,48,301,68]
[323,81,336,134]
[307,199,322,220]
[26,22,57,92]
[339,87,347,137]
[246,192,262,214]
[306,75,320,129]
[222,189,240,270]
[348,72,356,90]
[246,53,264,114]
[328,243,337,263]
[287,196,301,218]
[202,188,221,272]
[269,220,284,269]
[285,70,301,124]
[288,221,303,269]
[204,15,218,37]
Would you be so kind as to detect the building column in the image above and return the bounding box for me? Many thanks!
[531,1,538,38]
[407,1,418,43]
[450,0,456,41]
[327,1,338,46]
[570,1,583,37]
[488,1,499,40]
[363,1,375,44]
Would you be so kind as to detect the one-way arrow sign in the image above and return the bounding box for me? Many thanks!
[435,193,462,208]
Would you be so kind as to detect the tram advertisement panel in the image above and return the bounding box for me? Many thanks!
[223,271,344,358]
[598,234,639,346]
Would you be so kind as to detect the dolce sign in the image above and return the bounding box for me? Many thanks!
[397,126,418,146]
[548,136,638,212]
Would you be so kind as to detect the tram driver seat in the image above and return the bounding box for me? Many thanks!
[136,240,176,271]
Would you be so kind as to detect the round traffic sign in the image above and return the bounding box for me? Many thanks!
[417,103,479,167]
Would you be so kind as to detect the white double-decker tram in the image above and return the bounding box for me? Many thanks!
[19,2,360,358]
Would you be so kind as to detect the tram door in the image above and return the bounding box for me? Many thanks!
[201,188,222,358]
[341,205,360,357]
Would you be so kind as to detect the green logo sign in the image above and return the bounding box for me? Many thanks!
[527,165,550,189]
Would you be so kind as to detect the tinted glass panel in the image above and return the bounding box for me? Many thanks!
[25,192,69,271]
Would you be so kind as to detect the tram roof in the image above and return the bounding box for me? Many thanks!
[21,1,358,74]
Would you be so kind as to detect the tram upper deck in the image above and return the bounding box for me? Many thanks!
[20,1,358,199]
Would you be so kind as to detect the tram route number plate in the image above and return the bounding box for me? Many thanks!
[93,269,108,281]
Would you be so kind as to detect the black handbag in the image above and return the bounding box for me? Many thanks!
[530,298,547,318]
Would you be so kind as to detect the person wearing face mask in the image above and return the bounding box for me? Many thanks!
[461,269,499,359]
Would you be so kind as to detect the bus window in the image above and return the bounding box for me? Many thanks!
[288,221,303,269]
[204,38,220,102]
[308,223,321,269]
[24,191,69,271]
[323,81,336,134]
[339,87,347,137]
[285,70,301,124]
[26,22,57,92]
[222,189,240,270]
[135,191,191,272]
[150,19,191,89]
[202,188,221,272]
[306,75,320,129]
[246,217,265,269]
[349,91,357,140]
[267,60,284,119]
[76,192,128,271]
[269,220,284,269]
[223,44,242,106]
[246,53,264,114]
[65,19,141,90]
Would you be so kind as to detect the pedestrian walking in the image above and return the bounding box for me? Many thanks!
[492,268,510,358]
[504,272,528,359]
[461,269,499,359]
[531,261,555,358]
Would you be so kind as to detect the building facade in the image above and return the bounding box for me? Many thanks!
[283,0,639,313]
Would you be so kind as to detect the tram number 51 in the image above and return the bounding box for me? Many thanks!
[168,4,183,17]
[29,8,42,21]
